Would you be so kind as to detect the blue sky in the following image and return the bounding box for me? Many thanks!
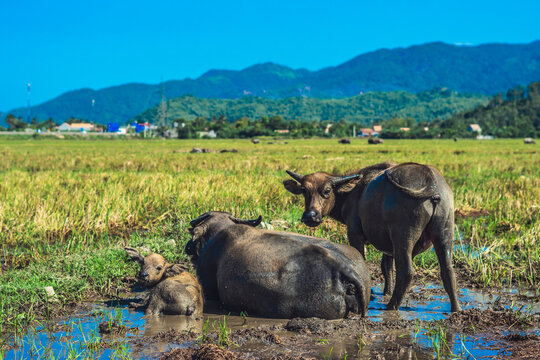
[1,0,539,110]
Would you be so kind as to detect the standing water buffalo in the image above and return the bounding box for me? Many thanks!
[283,162,461,312]
[185,211,371,319]
[125,247,203,316]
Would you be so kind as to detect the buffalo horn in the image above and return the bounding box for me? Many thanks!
[190,213,211,227]
[331,174,360,186]
[231,215,263,227]
[286,170,304,183]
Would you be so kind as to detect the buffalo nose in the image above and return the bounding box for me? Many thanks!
[301,210,318,223]
[140,271,149,279]
[185,242,193,255]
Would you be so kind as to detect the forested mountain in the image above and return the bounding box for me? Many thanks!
[310,41,540,96]
[133,89,488,124]
[439,81,540,137]
[7,41,540,124]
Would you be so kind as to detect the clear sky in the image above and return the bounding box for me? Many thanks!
[1,0,539,110]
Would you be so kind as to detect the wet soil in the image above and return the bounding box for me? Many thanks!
[495,334,540,359]
[98,321,131,336]
[3,281,539,360]
[135,282,538,360]
[161,344,249,360]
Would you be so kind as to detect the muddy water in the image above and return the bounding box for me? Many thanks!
[4,284,539,359]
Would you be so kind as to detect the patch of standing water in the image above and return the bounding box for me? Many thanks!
[3,284,538,359]
[369,283,539,322]
[3,306,146,360]
[315,328,509,360]
[453,244,489,258]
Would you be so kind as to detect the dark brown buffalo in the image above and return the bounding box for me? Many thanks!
[368,137,383,144]
[184,211,371,319]
[283,162,461,312]
[125,247,203,316]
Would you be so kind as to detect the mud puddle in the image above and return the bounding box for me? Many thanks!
[3,283,538,359]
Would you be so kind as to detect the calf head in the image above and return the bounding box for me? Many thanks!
[283,170,359,227]
[125,247,188,287]
[185,211,262,260]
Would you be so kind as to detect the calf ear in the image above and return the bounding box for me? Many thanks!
[164,263,188,278]
[125,247,145,266]
[283,179,303,194]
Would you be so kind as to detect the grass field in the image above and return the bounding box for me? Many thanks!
[0,137,538,343]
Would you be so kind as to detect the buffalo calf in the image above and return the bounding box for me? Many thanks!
[125,247,203,316]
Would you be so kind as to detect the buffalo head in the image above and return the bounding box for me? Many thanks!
[125,247,188,287]
[185,211,262,260]
[283,170,360,227]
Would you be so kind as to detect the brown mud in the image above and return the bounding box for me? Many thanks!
[133,282,539,360]
[3,280,539,360]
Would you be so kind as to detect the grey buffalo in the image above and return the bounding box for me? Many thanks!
[185,211,371,319]
[283,162,461,312]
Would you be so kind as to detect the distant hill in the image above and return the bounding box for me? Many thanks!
[133,89,488,125]
[309,41,540,96]
[8,41,540,124]
[441,81,540,137]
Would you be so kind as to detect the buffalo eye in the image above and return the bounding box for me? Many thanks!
[156,266,162,271]
[322,187,332,198]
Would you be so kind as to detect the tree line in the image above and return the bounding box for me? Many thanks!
[2,82,538,139]
[168,81,539,139]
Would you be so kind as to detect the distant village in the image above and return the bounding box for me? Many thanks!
[53,121,488,138]
[0,117,494,140]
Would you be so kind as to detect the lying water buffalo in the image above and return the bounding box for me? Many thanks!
[125,247,203,316]
[368,137,383,144]
[185,211,371,319]
[283,162,461,312]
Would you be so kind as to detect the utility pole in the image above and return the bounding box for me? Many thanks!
[157,77,169,127]
[91,99,95,125]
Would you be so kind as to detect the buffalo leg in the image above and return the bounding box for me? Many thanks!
[387,224,421,310]
[129,301,147,310]
[129,293,149,310]
[381,254,395,296]
[387,250,414,310]
[145,294,163,315]
[432,221,461,312]
[347,229,365,259]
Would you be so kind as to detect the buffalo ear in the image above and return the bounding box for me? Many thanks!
[334,178,360,194]
[125,247,145,266]
[164,263,188,278]
[231,215,262,227]
[283,179,303,194]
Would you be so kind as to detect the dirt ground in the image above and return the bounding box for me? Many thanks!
[124,277,539,360]
[3,268,538,359]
